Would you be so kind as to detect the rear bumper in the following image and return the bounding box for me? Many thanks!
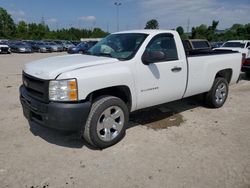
[19,86,91,131]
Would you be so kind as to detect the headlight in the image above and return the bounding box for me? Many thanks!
[49,79,78,101]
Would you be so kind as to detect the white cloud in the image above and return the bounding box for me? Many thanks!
[78,16,96,22]
[137,0,250,30]
[8,10,26,17]
[47,18,58,23]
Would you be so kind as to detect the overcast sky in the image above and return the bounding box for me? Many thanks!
[1,0,249,32]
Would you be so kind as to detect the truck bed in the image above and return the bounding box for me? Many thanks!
[186,49,239,57]
[184,50,242,98]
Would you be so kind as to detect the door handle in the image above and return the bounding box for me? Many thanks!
[171,67,182,72]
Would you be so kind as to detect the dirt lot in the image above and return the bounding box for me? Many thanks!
[0,53,250,188]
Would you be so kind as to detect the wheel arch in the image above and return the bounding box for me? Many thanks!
[86,85,133,112]
[215,68,233,84]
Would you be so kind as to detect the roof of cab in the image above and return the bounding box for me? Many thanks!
[113,29,177,35]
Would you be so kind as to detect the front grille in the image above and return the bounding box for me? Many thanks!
[22,72,49,102]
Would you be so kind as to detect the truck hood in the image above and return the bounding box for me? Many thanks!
[24,54,118,80]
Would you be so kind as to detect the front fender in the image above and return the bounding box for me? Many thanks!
[57,63,137,111]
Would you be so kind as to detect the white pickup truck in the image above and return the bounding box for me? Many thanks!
[216,40,250,58]
[20,30,242,148]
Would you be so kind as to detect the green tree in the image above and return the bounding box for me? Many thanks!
[144,19,159,29]
[176,26,184,36]
[0,7,16,38]
[16,21,28,39]
[191,24,207,39]
[176,26,188,39]
[91,28,109,38]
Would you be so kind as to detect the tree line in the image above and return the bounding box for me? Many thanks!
[0,7,109,40]
[145,19,250,41]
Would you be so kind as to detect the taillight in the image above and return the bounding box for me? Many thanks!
[242,53,246,65]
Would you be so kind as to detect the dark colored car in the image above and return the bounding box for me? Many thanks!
[44,42,64,52]
[242,56,250,78]
[54,40,75,51]
[71,40,81,46]
[8,41,33,53]
[28,41,52,53]
[67,41,98,54]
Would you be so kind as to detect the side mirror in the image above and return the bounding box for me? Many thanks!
[142,50,166,65]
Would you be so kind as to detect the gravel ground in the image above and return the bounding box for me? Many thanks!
[0,53,250,188]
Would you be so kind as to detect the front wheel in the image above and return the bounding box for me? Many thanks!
[205,77,229,108]
[82,96,129,149]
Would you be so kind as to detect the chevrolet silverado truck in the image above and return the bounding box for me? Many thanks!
[20,30,242,148]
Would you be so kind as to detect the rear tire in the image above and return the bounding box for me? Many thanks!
[82,96,129,149]
[246,72,250,78]
[205,77,229,108]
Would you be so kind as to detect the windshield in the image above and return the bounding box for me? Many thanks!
[222,42,245,48]
[77,42,87,48]
[87,33,148,60]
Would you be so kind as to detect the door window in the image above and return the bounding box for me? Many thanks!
[146,34,178,61]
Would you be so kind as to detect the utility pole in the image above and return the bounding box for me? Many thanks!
[114,2,122,31]
[187,18,190,33]
[41,16,45,26]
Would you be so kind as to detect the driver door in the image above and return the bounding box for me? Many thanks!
[135,34,187,109]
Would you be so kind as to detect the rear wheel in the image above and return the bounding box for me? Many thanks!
[246,72,250,78]
[205,77,229,108]
[82,96,129,149]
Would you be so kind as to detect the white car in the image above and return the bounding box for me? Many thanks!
[0,42,11,54]
[216,40,250,58]
[20,30,242,148]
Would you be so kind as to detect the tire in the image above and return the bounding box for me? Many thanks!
[83,96,129,149]
[246,72,250,78]
[205,77,229,108]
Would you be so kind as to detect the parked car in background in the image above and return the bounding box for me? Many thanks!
[54,40,75,51]
[211,42,224,49]
[8,41,33,53]
[28,41,52,53]
[242,56,250,78]
[71,41,81,46]
[216,40,250,58]
[67,41,98,54]
[0,41,11,54]
[44,42,64,52]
